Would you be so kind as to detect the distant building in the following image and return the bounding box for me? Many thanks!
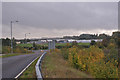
[27,41,36,44]
[36,40,47,44]
[56,39,68,43]
[16,41,21,44]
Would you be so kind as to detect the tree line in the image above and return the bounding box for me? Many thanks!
[63,33,114,40]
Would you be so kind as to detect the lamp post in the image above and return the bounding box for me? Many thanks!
[11,20,19,54]
[25,33,30,44]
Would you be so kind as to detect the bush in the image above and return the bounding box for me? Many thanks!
[88,59,118,78]
[90,40,96,45]
[61,48,69,60]
[2,46,32,54]
[2,46,11,54]
[68,46,79,68]
[62,45,118,78]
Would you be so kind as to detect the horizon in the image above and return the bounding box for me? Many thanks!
[1,30,119,39]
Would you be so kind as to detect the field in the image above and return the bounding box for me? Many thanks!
[17,43,33,47]
[56,43,90,46]
[17,42,90,48]
[41,50,93,78]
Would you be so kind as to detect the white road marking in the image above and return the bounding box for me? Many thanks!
[15,56,39,79]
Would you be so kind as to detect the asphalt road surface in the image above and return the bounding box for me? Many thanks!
[2,50,43,78]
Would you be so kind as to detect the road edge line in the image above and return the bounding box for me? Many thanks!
[14,56,39,79]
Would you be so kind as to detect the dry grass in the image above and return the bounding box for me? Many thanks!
[41,50,93,78]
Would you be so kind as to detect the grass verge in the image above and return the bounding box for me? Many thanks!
[41,50,93,78]
[19,57,40,79]
[0,53,34,58]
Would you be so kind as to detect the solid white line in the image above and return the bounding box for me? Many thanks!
[14,56,39,79]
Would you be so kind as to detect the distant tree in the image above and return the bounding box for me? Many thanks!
[79,34,98,39]
[118,38,120,48]
[96,42,103,48]
[112,31,120,38]
[26,39,30,42]
[98,33,109,39]
[12,37,16,48]
[33,42,38,50]
[63,36,73,39]
[2,38,10,46]
[90,40,96,45]
[63,33,99,40]
[33,42,36,47]
[112,31,120,48]
[72,41,78,47]
[101,38,110,47]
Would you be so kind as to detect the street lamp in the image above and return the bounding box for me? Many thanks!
[11,20,19,54]
[25,33,30,44]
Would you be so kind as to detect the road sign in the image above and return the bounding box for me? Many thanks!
[48,40,55,50]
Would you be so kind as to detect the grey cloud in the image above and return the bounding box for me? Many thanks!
[3,2,118,30]
[2,2,118,38]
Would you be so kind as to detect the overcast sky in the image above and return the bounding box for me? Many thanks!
[2,2,118,39]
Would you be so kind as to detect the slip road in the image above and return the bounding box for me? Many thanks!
[2,50,43,78]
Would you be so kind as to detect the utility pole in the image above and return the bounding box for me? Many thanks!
[10,21,19,54]
[25,33,30,44]
[11,21,13,54]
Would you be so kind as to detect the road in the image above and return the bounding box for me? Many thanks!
[2,50,43,78]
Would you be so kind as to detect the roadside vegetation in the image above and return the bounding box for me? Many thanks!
[1,40,33,57]
[61,45,118,78]
[2,37,32,54]
[2,46,32,54]
[41,50,93,78]
[42,31,120,78]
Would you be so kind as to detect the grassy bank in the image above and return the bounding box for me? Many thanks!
[19,57,40,79]
[1,53,33,58]
[41,50,92,78]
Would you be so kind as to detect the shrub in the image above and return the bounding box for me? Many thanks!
[68,46,79,68]
[90,40,96,45]
[2,46,11,54]
[2,46,32,54]
[61,48,69,60]
[64,45,118,78]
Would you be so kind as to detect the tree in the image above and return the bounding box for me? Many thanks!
[12,37,16,48]
[2,38,10,46]
[99,33,109,39]
[112,31,120,38]
[90,40,96,45]
[33,42,38,50]
[72,41,78,47]
[102,38,110,47]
